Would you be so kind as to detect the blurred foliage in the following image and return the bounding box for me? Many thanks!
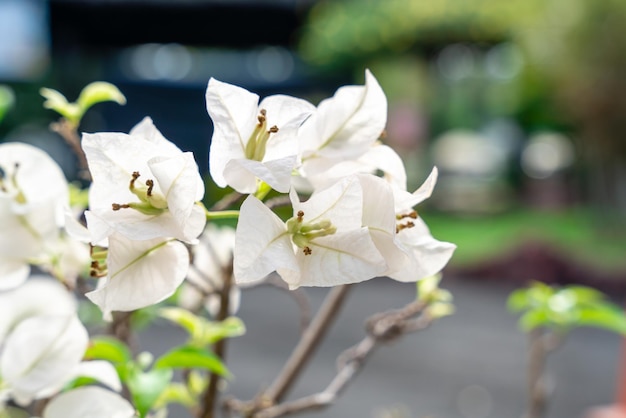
[301,0,626,210]
[425,208,626,272]
[300,0,541,68]
[0,85,15,124]
[508,282,626,334]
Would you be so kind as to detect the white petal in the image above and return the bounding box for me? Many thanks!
[149,152,206,240]
[224,156,296,193]
[357,144,407,191]
[0,260,29,291]
[394,167,438,210]
[43,386,135,418]
[2,315,88,405]
[0,277,76,343]
[300,69,387,160]
[73,361,122,392]
[86,234,190,315]
[281,228,386,288]
[292,175,363,232]
[129,117,184,155]
[390,218,456,282]
[234,195,297,285]
[206,78,259,188]
[0,142,69,208]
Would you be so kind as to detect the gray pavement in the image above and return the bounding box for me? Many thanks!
[142,276,622,418]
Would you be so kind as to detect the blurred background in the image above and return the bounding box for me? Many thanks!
[1,0,626,417]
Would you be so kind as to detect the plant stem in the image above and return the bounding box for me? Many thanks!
[198,259,234,418]
[261,284,351,405]
[525,330,564,418]
[50,118,90,181]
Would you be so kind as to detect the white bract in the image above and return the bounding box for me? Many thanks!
[234,175,394,289]
[0,277,76,344]
[0,143,69,289]
[206,78,315,193]
[0,315,88,406]
[86,232,190,319]
[295,70,390,190]
[82,117,205,244]
[42,386,135,418]
[387,168,457,282]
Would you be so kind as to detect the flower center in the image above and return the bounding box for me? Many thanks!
[244,109,279,161]
[0,162,27,204]
[396,210,418,234]
[286,210,337,255]
[90,245,108,278]
[111,171,168,216]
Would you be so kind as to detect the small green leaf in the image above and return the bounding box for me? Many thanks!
[154,382,197,409]
[507,288,530,312]
[154,345,230,377]
[0,407,29,418]
[77,81,126,112]
[577,305,626,335]
[84,336,132,364]
[40,87,82,124]
[197,316,246,346]
[519,309,552,332]
[159,307,203,338]
[0,85,15,123]
[127,367,173,418]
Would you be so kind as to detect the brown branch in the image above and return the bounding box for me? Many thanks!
[49,118,91,181]
[210,192,243,211]
[524,330,565,418]
[227,298,434,418]
[198,255,235,418]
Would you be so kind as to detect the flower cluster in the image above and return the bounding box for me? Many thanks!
[0,70,454,416]
[206,70,455,289]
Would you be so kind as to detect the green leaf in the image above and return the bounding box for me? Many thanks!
[197,316,246,346]
[84,336,132,364]
[519,308,552,332]
[507,288,530,312]
[40,87,82,124]
[0,85,15,123]
[0,407,29,418]
[127,367,173,418]
[154,345,230,377]
[154,382,197,409]
[77,81,126,112]
[159,307,203,338]
[577,305,626,335]
[563,286,605,304]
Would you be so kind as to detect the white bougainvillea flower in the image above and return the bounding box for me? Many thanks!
[295,70,387,187]
[206,78,315,193]
[82,117,205,244]
[0,277,76,343]
[86,232,190,319]
[182,224,240,316]
[234,175,391,289]
[42,386,135,418]
[386,168,457,282]
[0,143,69,289]
[0,315,88,406]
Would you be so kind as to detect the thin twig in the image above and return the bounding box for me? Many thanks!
[524,330,565,418]
[199,255,235,418]
[228,298,434,418]
[49,119,90,181]
[210,192,243,211]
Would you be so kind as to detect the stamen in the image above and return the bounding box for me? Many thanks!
[112,203,131,211]
[269,125,279,133]
[297,210,304,222]
[146,179,154,196]
[303,246,312,255]
[130,171,140,189]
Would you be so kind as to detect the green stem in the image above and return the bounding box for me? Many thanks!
[201,203,240,221]
[254,181,272,201]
